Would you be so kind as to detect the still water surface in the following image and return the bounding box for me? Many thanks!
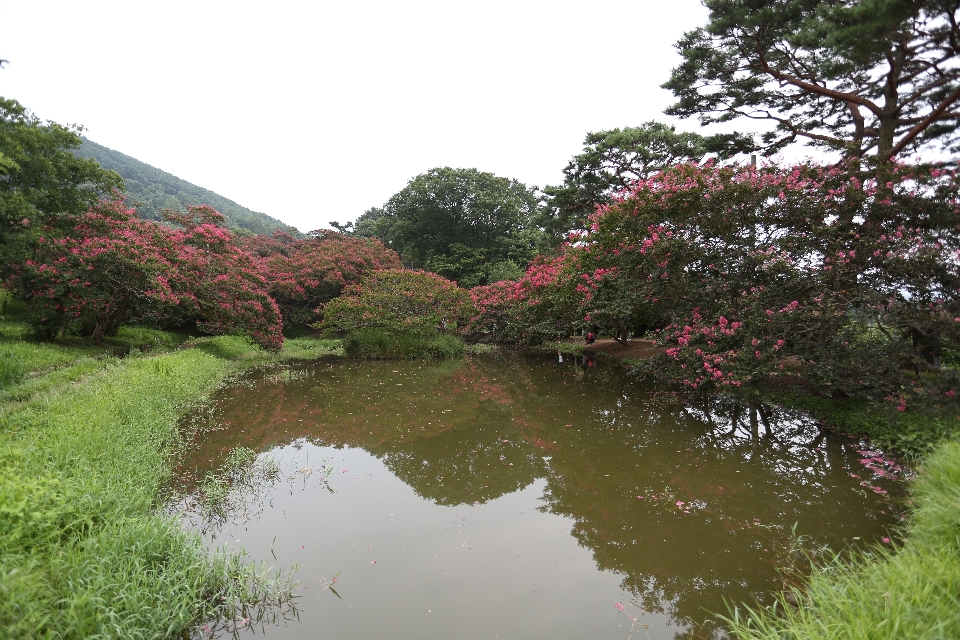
[173,353,907,639]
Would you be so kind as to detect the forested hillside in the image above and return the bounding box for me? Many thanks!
[75,138,297,235]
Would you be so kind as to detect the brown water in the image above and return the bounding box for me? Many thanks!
[173,353,908,640]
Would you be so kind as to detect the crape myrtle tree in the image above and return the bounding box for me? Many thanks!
[12,198,284,350]
[164,205,284,350]
[350,168,548,287]
[664,0,960,160]
[465,254,584,345]
[542,122,752,238]
[240,229,402,327]
[11,197,182,341]
[569,160,960,405]
[317,269,475,335]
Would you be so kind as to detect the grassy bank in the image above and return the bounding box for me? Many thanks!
[342,327,465,359]
[0,306,340,638]
[729,438,960,639]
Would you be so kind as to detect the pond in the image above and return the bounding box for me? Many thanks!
[172,353,908,639]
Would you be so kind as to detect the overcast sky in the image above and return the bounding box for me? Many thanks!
[1,0,713,232]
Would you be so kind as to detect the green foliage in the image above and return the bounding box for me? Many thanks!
[664,0,960,159]
[75,138,296,236]
[356,167,548,286]
[727,439,960,639]
[566,160,960,403]
[342,327,466,359]
[0,349,289,637]
[772,390,960,460]
[280,336,343,359]
[190,335,257,360]
[0,348,26,389]
[542,122,751,236]
[318,269,475,335]
[0,97,122,247]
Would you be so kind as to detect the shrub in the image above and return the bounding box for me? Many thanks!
[318,269,474,335]
[342,327,465,359]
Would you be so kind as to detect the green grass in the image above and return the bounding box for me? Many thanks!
[0,349,261,638]
[0,306,333,638]
[727,438,960,639]
[343,327,466,359]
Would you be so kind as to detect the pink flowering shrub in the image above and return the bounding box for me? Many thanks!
[13,198,284,350]
[465,253,582,344]
[12,197,181,341]
[571,160,960,399]
[166,205,284,350]
[240,230,402,327]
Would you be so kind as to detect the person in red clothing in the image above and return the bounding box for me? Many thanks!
[585,331,596,345]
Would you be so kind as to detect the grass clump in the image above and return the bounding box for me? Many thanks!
[0,348,290,638]
[343,327,465,359]
[727,439,960,639]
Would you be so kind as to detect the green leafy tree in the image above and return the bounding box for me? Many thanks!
[664,0,960,160]
[358,168,548,287]
[542,122,750,236]
[0,98,122,246]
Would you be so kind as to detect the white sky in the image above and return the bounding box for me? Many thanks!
[0,0,713,232]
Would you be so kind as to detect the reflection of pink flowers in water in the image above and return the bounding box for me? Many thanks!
[614,602,625,612]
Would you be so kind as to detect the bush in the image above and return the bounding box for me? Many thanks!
[343,327,465,359]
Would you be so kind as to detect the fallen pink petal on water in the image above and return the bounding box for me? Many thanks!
[341,469,349,473]
[615,602,625,612]
[676,501,685,507]
[882,537,891,544]
[371,560,377,564]
[300,545,305,549]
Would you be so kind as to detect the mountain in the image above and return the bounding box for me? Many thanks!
[75,138,297,235]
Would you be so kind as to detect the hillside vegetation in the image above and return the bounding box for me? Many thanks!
[75,138,297,236]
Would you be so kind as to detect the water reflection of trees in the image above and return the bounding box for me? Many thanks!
[537,380,899,637]
[178,355,902,636]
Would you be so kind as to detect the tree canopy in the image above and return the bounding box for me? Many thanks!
[541,122,751,236]
[353,167,547,287]
[0,97,122,246]
[664,0,960,160]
